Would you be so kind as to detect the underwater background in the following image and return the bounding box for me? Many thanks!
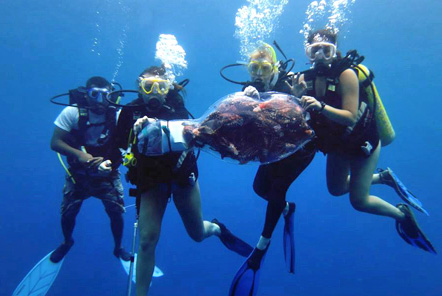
[1,0,441,295]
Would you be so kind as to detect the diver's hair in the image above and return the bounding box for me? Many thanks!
[249,47,275,64]
[138,64,185,92]
[86,76,111,89]
[139,65,166,77]
[307,29,337,45]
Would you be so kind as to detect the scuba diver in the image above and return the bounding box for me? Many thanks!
[220,43,317,296]
[114,65,253,296]
[49,76,131,263]
[288,29,436,255]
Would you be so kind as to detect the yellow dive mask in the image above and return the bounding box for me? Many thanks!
[247,60,274,77]
[139,77,171,96]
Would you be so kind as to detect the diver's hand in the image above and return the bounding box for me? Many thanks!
[244,86,260,99]
[301,96,322,112]
[286,74,307,97]
[77,152,104,168]
[98,160,112,175]
[77,152,93,166]
[134,116,157,134]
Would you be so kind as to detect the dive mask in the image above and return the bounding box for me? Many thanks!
[139,77,171,96]
[305,42,337,62]
[247,60,275,77]
[87,87,110,103]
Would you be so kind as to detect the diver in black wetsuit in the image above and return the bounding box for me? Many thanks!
[225,43,317,296]
[115,65,253,296]
[246,44,316,266]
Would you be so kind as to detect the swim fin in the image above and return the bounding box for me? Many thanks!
[13,250,64,296]
[283,202,296,274]
[379,167,429,215]
[213,219,253,257]
[120,253,164,283]
[229,244,270,296]
[396,204,437,254]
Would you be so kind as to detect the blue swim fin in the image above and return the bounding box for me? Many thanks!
[379,167,429,216]
[213,219,253,257]
[283,202,296,274]
[229,244,270,296]
[396,204,437,254]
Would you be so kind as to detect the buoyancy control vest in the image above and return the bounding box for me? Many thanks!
[66,88,120,170]
[302,50,395,150]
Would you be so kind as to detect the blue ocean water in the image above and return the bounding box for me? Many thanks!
[1,0,441,295]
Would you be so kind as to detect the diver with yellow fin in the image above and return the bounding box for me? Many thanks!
[290,29,436,254]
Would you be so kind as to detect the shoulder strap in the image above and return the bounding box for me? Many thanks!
[77,107,89,131]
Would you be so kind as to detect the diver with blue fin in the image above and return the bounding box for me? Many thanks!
[291,29,436,256]
[112,65,254,296]
[220,42,311,295]
[294,35,429,216]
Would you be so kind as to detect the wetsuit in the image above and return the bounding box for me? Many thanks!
[116,92,198,196]
[245,76,316,239]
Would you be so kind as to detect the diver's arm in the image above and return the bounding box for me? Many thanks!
[302,69,358,126]
[50,126,102,167]
[287,73,307,97]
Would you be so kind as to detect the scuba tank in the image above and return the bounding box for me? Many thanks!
[353,63,395,146]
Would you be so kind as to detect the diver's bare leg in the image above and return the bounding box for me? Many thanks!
[173,181,218,242]
[136,185,169,296]
[347,143,404,220]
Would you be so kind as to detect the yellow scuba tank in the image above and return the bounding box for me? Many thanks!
[354,64,395,146]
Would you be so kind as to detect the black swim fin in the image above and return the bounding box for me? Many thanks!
[396,204,437,254]
[379,167,429,215]
[229,244,270,296]
[213,219,253,257]
[283,202,296,273]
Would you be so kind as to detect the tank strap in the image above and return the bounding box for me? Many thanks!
[343,101,368,138]
[359,68,375,88]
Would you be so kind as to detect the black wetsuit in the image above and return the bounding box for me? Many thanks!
[116,92,198,195]
[245,76,316,238]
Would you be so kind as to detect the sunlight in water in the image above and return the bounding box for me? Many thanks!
[235,0,289,61]
[300,0,356,45]
[155,34,188,83]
